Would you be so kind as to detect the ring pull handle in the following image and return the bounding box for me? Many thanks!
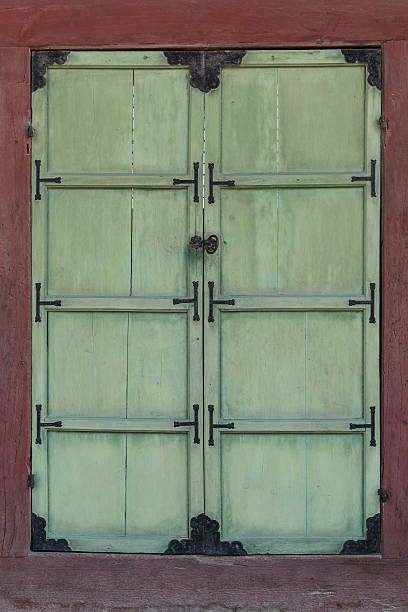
[189,235,219,254]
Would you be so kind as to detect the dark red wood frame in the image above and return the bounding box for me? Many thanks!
[1,0,407,560]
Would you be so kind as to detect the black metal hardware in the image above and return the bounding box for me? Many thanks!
[32,50,70,92]
[349,406,376,447]
[351,159,377,197]
[341,49,381,90]
[348,282,376,323]
[174,404,200,444]
[189,234,219,254]
[378,488,389,503]
[27,125,35,138]
[35,282,61,323]
[173,281,200,321]
[164,50,246,94]
[32,513,72,552]
[173,162,199,202]
[208,281,235,323]
[165,513,247,555]
[208,405,234,446]
[378,115,389,130]
[208,163,235,204]
[35,404,62,445]
[340,513,380,554]
[27,474,35,489]
[35,159,62,200]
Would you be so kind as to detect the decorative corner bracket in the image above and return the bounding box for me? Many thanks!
[32,50,70,92]
[341,48,381,90]
[340,513,380,554]
[32,513,72,552]
[164,50,246,93]
[165,513,247,555]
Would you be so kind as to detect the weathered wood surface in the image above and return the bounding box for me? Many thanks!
[381,41,408,560]
[0,554,408,611]
[0,0,408,47]
[0,48,31,557]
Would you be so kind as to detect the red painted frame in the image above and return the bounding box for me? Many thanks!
[1,0,407,560]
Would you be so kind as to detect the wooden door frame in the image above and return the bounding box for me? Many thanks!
[1,0,408,560]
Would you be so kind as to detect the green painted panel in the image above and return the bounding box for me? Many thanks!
[48,312,128,417]
[221,311,363,419]
[278,66,366,171]
[220,189,278,295]
[48,432,126,536]
[278,187,364,295]
[47,69,133,172]
[221,434,363,540]
[306,312,363,418]
[127,314,188,418]
[221,434,307,537]
[221,312,306,418]
[221,67,277,174]
[133,69,189,174]
[48,189,132,296]
[126,434,188,536]
[132,190,188,296]
[306,434,363,537]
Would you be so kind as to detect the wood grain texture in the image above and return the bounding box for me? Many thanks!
[381,41,408,559]
[0,554,407,611]
[0,48,31,557]
[0,0,408,47]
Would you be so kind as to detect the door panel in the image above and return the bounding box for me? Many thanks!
[221,311,363,419]
[132,189,189,296]
[47,69,133,173]
[204,49,380,554]
[48,188,132,296]
[32,51,204,553]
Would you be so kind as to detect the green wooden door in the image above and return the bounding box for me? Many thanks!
[32,49,380,554]
[32,52,205,553]
[204,50,380,553]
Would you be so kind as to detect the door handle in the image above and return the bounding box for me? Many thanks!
[208,281,235,322]
[208,163,235,203]
[173,281,199,321]
[208,405,234,446]
[189,234,219,254]
[173,162,199,202]
[174,404,200,444]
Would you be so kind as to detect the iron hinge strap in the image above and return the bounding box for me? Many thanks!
[348,282,376,324]
[173,281,199,321]
[35,282,61,323]
[378,488,389,503]
[174,404,200,444]
[35,159,61,200]
[35,404,62,445]
[351,159,377,197]
[27,473,35,489]
[208,405,234,446]
[349,406,376,447]
[208,281,235,323]
[173,162,199,202]
[208,163,235,204]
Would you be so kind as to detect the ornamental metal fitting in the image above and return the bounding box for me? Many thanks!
[341,48,381,90]
[32,50,70,92]
[164,50,246,93]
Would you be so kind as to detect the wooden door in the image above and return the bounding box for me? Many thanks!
[204,50,380,554]
[32,52,204,553]
[32,49,380,555]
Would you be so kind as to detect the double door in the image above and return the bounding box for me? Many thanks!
[32,50,380,554]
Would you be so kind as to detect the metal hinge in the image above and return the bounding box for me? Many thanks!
[378,115,389,131]
[27,125,35,138]
[378,488,389,503]
[27,473,35,489]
